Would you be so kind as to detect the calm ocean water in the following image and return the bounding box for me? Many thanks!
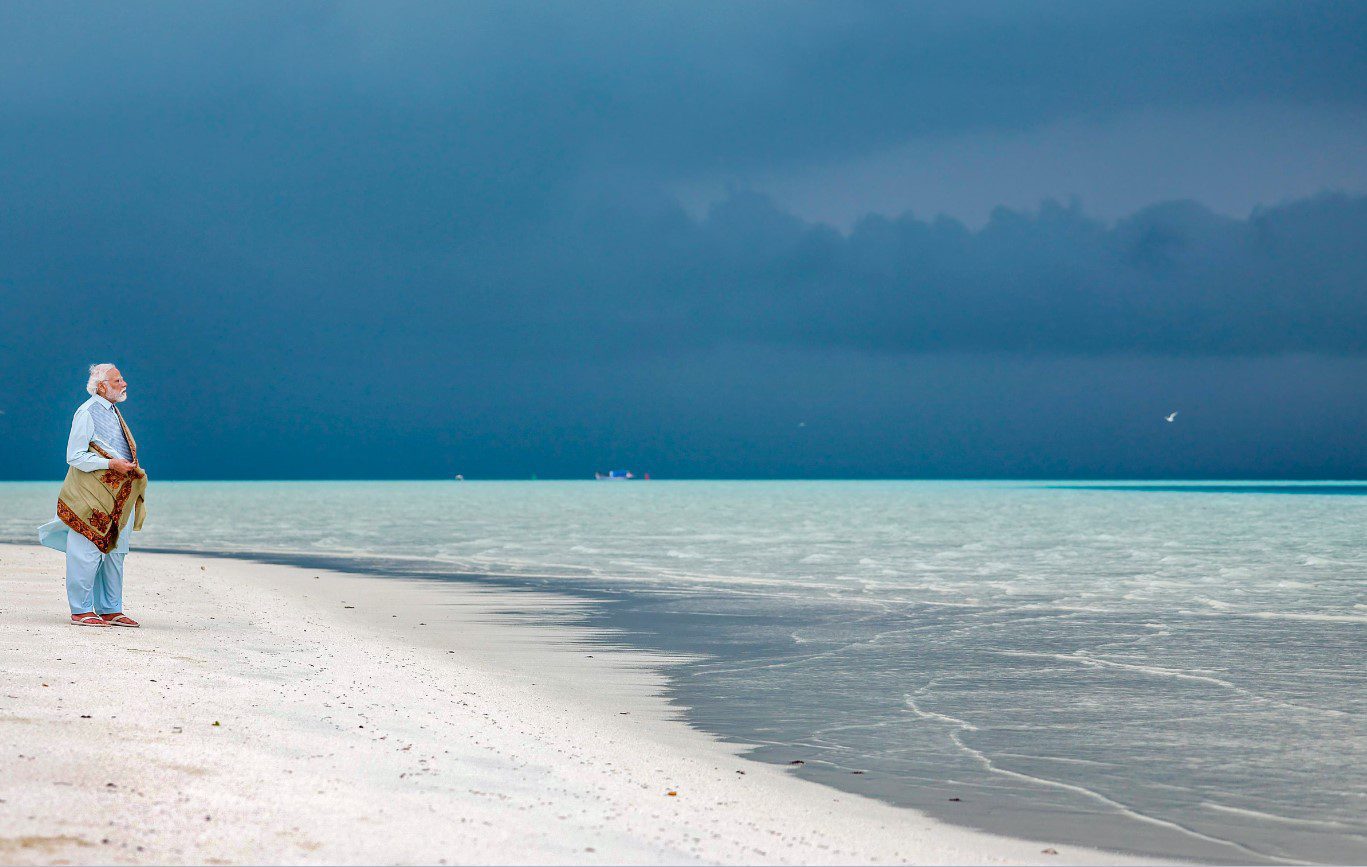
[2,480,1362,863]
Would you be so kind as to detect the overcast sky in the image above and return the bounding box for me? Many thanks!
[2,1,1364,479]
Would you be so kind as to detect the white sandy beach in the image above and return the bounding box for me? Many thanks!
[0,542,1159,866]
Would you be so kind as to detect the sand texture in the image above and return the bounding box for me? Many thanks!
[0,542,1158,865]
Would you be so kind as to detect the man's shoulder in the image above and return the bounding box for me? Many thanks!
[72,396,98,417]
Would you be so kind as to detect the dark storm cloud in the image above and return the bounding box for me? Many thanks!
[2,1,1364,177]
[3,0,1363,256]
[1,2,1364,480]
[7,182,1363,376]
[327,187,1365,359]
[685,191,1367,356]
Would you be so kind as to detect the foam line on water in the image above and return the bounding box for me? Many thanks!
[993,752,1123,769]
[992,650,1350,718]
[904,696,982,731]
[1199,802,1359,830]
[1241,611,1367,624]
[903,695,1297,864]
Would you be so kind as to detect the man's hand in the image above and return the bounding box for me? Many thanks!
[110,458,137,474]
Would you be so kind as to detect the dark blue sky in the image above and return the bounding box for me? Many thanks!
[2,1,1364,479]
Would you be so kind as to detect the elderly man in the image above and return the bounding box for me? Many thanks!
[37,364,148,627]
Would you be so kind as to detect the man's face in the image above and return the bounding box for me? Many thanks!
[99,368,128,403]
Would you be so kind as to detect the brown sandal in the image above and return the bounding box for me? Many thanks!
[70,613,111,627]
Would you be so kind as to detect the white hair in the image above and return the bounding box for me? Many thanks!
[86,363,117,396]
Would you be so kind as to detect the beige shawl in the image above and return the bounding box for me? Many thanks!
[56,412,148,554]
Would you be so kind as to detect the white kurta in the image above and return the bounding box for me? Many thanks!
[37,393,134,553]
[37,394,136,614]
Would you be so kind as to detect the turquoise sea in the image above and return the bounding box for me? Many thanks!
[1,480,1362,863]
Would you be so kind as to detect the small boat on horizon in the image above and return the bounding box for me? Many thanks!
[595,470,650,480]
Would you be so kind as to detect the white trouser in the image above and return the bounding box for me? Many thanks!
[65,525,129,615]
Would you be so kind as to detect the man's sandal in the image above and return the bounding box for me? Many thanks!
[70,614,111,627]
[100,613,140,628]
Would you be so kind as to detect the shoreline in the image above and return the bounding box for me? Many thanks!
[0,542,1161,865]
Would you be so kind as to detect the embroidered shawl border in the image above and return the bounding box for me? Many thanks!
[57,439,140,554]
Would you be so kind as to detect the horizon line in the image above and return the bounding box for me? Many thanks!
[3,477,1365,484]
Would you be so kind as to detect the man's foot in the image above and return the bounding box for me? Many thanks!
[70,613,111,627]
[99,613,140,628]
